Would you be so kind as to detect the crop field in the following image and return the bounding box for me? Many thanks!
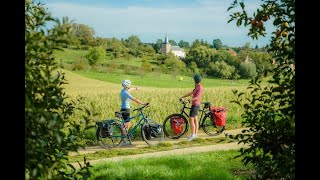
[59,69,252,130]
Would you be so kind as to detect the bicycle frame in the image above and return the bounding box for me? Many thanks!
[178,100,211,126]
[121,110,147,137]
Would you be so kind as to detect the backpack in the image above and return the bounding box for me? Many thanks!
[209,107,227,126]
[97,120,116,138]
[171,116,185,134]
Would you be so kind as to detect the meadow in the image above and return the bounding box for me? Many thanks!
[86,149,253,179]
[60,69,251,131]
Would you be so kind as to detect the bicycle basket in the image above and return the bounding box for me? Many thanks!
[97,120,117,138]
[170,116,185,134]
[209,107,227,126]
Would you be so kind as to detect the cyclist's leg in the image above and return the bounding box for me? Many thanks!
[120,108,130,135]
[194,115,199,136]
[188,105,200,141]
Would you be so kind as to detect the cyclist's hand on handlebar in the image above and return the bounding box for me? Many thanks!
[144,102,149,106]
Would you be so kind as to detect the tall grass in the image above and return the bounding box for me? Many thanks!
[88,149,253,179]
[60,69,250,130]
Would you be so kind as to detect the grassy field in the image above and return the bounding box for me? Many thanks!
[72,70,252,88]
[86,149,253,179]
[59,69,250,131]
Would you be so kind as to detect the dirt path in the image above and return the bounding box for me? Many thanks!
[70,128,248,168]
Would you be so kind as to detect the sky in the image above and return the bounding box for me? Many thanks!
[39,0,273,48]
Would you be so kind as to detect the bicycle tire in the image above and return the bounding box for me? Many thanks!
[141,120,164,146]
[96,122,123,148]
[202,114,225,136]
[163,114,188,139]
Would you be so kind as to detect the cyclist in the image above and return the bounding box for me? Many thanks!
[179,74,203,141]
[120,79,148,144]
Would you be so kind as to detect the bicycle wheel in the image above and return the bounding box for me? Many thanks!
[163,114,188,139]
[202,114,225,136]
[96,122,123,148]
[141,120,164,146]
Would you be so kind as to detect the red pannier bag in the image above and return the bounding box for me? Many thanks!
[170,116,185,134]
[209,107,227,126]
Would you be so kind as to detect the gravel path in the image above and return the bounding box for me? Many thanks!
[70,128,248,168]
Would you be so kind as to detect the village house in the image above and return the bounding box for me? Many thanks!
[161,33,186,58]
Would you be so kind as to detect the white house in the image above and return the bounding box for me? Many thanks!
[161,33,186,58]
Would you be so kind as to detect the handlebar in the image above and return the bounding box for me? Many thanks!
[133,103,150,112]
[179,99,211,109]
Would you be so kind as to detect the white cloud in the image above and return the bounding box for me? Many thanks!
[45,1,271,47]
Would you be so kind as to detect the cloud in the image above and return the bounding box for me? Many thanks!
[45,1,271,47]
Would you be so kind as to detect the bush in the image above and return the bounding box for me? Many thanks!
[239,62,257,79]
[85,46,106,65]
[72,58,89,70]
[25,1,93,179]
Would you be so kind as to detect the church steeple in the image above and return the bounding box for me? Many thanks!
[165,33,169,44]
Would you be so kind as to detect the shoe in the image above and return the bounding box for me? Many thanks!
[187,134,196,141]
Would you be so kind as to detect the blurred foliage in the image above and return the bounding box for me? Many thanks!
[25,1,94,179]
[228,0,295,179]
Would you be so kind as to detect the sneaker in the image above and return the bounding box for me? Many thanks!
[187,134,196,141]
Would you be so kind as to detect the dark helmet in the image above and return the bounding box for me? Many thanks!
[193,74,202,83]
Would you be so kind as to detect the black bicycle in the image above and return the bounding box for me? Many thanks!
[96,103,164,148]
[162,99,226,139]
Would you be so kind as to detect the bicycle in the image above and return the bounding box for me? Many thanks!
[162,99,226,139]
[95,103,164,148]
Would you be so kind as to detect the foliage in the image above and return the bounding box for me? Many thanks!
[70,23,95,47]
[228,0,295,179]
[72,58,90,70]
[212,39,223,50]
[85,46,106,65]
[178,40,190,48]
[169,39,177,46]
[208,61,237,79]
[25,1,93,179]
[239,62,257,79]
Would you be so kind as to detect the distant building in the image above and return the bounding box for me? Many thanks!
[161,33,186,58]
[228,48,237,57]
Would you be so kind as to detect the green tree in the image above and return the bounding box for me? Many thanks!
[85,46,106,65]
[208,61,236,79]
[70,23,95,47]
[212,39,223,50]
[153,39,164,53]
[178,40,190,48]
[228,0,295,179]
[169,39,177,46]
[239,62,257,79]
[25,1,93,179]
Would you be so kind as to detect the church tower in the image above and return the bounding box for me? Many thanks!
[161,33,171,55]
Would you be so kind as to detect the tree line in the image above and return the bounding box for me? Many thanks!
[60,22,274,80]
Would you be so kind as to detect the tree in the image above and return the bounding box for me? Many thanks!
[153,39,164,53]
[86,46,106,65]
[228,0,295,179]
[25,1,92,179]
[212,39,223,50]
[70,23,95,47]
[169,39,177,46]
[178,40,190,48]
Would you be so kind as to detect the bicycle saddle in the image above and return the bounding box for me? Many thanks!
[115,111,126,119]
[202,102,211,108]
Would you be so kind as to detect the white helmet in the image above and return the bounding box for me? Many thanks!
[122,79,131,88]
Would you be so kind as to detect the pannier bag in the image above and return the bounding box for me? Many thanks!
[209,107,227,126]
[97,120,116,138]
[170,116,185,134]
[144,123,163,140]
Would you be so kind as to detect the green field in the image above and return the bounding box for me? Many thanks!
[87,149,253,179]
[59,69,251,131]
